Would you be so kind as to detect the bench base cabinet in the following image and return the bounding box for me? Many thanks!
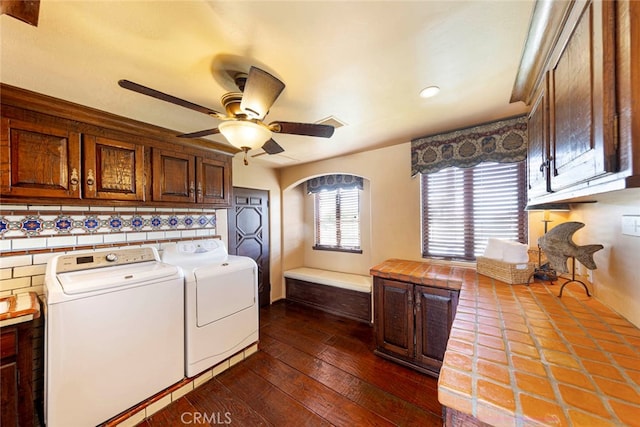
[285,277,371,324]
[373,277,458,377]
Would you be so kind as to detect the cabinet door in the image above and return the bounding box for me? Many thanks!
[197,157,231,206]
[527,75,551,198]
[152,149,195,203]
[415,285,458,371]
[1,327,18,427]
[374,278,414,358]
[0,118,81,199]
[83,135,145,201]
[0,362,18,427]
[549,0,616,190]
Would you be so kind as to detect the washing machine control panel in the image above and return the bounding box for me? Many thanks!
[55,248,158,273]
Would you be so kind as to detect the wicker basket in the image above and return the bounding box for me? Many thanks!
[476,256,535,284]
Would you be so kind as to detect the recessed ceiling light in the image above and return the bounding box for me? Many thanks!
[419,86,440,98]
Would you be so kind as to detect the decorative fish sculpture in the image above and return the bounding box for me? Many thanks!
[538,222,603,274]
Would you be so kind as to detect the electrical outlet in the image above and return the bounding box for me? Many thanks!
[622,215,640,237]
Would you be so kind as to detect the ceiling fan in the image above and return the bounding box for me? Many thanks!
[118,66,335,164]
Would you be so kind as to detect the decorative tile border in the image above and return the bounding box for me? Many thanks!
[0,210,216,237]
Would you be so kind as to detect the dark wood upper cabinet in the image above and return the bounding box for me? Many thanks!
[527,76,550,198]
[548,0,616,191]
[512,0,640,203]
[152,149,232,207]
[1,118,81,199]
[197,157,230,206]
[83,135,145,201]
[0,84,235,207]
[152,149,196,204]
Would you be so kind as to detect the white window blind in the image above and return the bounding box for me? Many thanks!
[314,187,361,251]
[421,162,527,261]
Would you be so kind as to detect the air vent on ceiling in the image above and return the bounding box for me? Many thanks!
[316,116,346,129]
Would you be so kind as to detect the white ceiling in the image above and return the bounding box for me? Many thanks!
[1,0,533,168]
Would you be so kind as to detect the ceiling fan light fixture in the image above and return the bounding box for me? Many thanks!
[419,85,440,99]
[218,120,272,151]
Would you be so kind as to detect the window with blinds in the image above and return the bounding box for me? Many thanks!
[314,187,361,252]
[421,161,527,261]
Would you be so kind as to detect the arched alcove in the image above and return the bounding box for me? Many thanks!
[282,173,372,275]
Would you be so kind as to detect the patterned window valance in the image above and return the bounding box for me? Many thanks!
[411,115,528,176]
[306,174,364,194]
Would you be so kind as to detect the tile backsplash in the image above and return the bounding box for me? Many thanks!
[0,204,219,295]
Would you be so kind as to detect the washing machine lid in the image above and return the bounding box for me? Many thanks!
[161,240,228,273]
[57,261,181,295]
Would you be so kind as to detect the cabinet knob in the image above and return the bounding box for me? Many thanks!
[86,169,95,187]
[197,182,203,197]
[539,157,552,173]
[70,168,79,190]
[189,181,195,196]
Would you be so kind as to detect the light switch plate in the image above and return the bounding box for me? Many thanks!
[622,215,640,237]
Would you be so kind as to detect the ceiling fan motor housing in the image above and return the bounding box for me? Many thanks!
[221,92,244,117]
[234,72,248,92]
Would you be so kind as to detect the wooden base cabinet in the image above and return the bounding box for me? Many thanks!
[0,322,34,427]
[373,277,459,377]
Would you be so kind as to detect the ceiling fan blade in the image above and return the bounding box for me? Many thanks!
[240,67,285,120]
[270,121,335,138]
[177,128,220,138]
[118,80,223,117]
[261,139,285,155]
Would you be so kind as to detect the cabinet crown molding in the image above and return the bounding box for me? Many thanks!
[510,0,574,104]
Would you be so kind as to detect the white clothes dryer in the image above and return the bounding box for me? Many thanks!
[161,239,259,377]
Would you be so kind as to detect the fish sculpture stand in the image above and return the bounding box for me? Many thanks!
[538,221,603,297]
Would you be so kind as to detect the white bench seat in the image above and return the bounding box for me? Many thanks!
[283,267,372,293]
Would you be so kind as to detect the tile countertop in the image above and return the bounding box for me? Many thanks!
[0,292,41,328]
[370,259,640,426]
[369,258,473,291]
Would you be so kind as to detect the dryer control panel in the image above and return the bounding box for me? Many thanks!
[55,247,158,273]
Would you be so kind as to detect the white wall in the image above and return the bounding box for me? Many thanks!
[527,188,640,327]
[281,184,305,274]
[569,189,640,327]
[280,143,423,276]
[299,179,372,275]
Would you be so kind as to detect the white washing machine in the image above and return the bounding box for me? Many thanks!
[161,239,259,377]
[44,247,184,427]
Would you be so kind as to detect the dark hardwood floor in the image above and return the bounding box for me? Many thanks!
[139,301,443,426]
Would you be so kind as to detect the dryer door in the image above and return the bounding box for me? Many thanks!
[193,259,257,327]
